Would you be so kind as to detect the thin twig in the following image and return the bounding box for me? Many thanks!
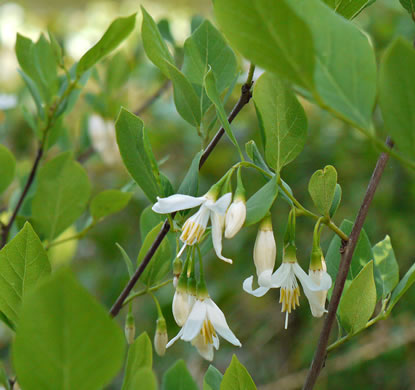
[109,67,255,317]
[302,137,394,390]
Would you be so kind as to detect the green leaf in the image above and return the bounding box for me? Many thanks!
[106,51,131,93]
[13,269,125,390]
[379,38,415,160]
[204,68,239,149]
[126,368,157,390]
[329,183,342,218]
[214,0,315,90]
[182,20,237,93]
[115,108,160,202]
[77,14,136,76]
[158,19,175,45]
[140,206,165,241]
[290,0,377,129]
[373,235,399,299]
[387,263,415,314]
[164,61,201,127]
[0,144,16,194]
[32,152,91,240]
[0,222,50,327]
[253,72,307,173]
[0,363,10,390]
[178,151,202,196]
[220,355,256,390]
[48,30,63,65]
[141,7,175,77]
[399,0,415,14]
[245,140,273,177]
[245,175,278,226]
[122,332,153,390]
[138,222,172,286]
[308,165,337,216]
[162,360,198,390]
[324,0,375,19]
[90,189,132,221]
[338,261,377,333]
[116,243,135,278]
[204,365,223,390]
[326,220,379,298]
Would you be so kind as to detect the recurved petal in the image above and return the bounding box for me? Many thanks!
[166,327,184,348]
[152,194,206,214]
[293,263,326,291]
[211,212,232,264]
[270,263,291,287]
[206,193,232,215]
[181,300,207,342]
[206,298,241,347]
[243,276,271,297]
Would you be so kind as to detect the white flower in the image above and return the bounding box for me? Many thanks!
[244,247,332,329]
[303,259,331,318]
[88,114,120,165]
[172,289,192,327]
[154,318,168,356]
[253,219,276,287]
[166,297,241,361]
[225,199,246,239]
[152,192,232,263]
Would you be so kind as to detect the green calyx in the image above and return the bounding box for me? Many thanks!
[173,257,182,275]
[156,317,167,332]
[310,217,324,270]
[259,213,273,231]
[283,243,298,263]
[207,169,233,200]
[196,279,209,299]
[234,168,246,201]
[126,311,135,327]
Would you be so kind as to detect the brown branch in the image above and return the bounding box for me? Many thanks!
[0,145,44,249]
[302,137,394,390]
[109,75,254,317]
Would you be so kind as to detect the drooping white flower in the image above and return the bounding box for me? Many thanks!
[152,191,232,263]
[166,296,241,361]
[244,244,332,329]
[225,199,246,239]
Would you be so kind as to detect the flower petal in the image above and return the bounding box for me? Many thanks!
[206,298,241,347]
[211,212,232,264]
[258,269,273,288]
[213,334,220,350]
[191,334,214,361]
[270,263,291,287]
[243,276,271,297]
[166,327,184,348]
[152,194,206,214]
[293,263,324,291]
[181,300,206,342]
[319,271,332,290]
[206,193,232,215]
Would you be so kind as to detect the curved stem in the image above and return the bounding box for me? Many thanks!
[122,279,173,307]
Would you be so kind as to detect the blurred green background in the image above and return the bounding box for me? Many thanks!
[1,0,415,389]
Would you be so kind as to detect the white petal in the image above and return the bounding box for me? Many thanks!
[213,334,220,350]
[293,263,325,291]
[166,327,184,348]
[211,212,232,264]
[270,263,291,287]
[206,298,241,347]
[191,334,214,361]
[243,276,271,297]
[181,300,206,342]
[303,288,327,318]
[206,193,232,215]
[319,271,332,290]
[258,269,273,288]
[152,194,206,214]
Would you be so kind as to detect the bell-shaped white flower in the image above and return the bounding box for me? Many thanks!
[244,244,332,329]
[166,295,241,361]
[152,191,232,263]
[225,199,246,239]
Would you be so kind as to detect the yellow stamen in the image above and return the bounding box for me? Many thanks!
[181,220,205,244]
[200,319,216,345]
[280,287,301,314]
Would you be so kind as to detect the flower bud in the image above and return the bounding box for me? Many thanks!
[254,215,276,281]
[154,317,168,356]
[172,289,190,327]
[225,198,246,239]
[124,312,136,344]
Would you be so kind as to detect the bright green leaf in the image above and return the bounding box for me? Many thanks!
[399,0,415,14]
[138,222,172,286]
[387,263,415,314]
[245,175,278,226]
[141,7,175,77]
[214,0,315,90]
[140,206,165,241]
[90,189,132,221]
[13,269,125,390]
[373,235,399,298]
[162,360,198,390]
[0,222,50,327]
[379,38,415,160]
[116,243,135,278]
[204,68,240,149]
[204,365,223,390]
[182,20,237,93]
[77,14,136,76]
[324,0,375,19]
[127,368,157,390]
[122,332,153,390]
[338,261,377,333]
[32,152,91,240]
[115,108,160,202]
[220,355,256,390]
[308,165,337,216]
[178,151,202,197]
[0,144,16,194]
[253,72,307,173]
[329,183,342,218]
